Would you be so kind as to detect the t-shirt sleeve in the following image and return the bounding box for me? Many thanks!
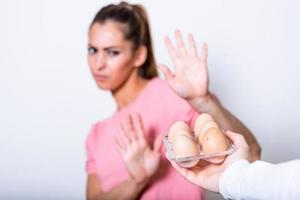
[158,79,200,128]
[85,125,97,174]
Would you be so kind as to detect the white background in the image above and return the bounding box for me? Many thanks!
[1,0,300,199]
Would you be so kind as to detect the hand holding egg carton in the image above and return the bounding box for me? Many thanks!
[164,113,235,168]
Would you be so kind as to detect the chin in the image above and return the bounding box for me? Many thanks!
[95,81,116,91]
[96,83,111,90]
[95,78,124,92]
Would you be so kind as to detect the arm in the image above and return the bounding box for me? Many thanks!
[159,30,260,161]
[220,159,300,200]
[87,174,148,200]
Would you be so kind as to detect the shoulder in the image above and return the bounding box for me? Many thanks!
[148,77,190,106]
[145,77,177,99]
[146,77,199,117]
[86,117,113,143]
[147,77,169,90]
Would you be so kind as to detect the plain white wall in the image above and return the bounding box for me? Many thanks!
[1,0,300,199]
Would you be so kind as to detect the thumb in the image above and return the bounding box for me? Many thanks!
[153,134,163,153]
[225,131,249,149]
[158,64,173,82]
[113,136,125,157]
[200,43,208,62]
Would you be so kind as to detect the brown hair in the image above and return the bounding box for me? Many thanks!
[90,1,158,79]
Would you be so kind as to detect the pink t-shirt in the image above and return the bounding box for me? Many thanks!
[86,77,203,200]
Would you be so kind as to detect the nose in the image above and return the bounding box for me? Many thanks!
[95,54,105,71]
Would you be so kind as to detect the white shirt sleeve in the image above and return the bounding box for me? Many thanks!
[219,159,300,200]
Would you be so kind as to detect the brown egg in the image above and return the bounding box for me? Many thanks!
[174,129,193,139]
[173,134,200,168]
[168,121,191,143]
[198,121,219,143]
[205,155,226,164]
[194,113,215,138]
[202,127,228,163]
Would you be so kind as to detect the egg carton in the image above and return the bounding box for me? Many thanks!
[163,135,236,163]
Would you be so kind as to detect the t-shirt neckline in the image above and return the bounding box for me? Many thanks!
[113,77,160,117]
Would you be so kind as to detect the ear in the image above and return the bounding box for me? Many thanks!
[133,46,147,68]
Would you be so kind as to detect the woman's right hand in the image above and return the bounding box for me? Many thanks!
[115,113,162,184]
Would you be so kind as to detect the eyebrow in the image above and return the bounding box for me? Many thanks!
[88,44,121,50]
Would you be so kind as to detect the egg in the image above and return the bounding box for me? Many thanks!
[194,113,215,138]
[201,127,228,163]
[173,129,193,139]
[172,134,200,168]
[168,121,191,143]
[198,121,219,143]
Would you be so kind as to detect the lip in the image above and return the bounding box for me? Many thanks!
[94,75,108,81]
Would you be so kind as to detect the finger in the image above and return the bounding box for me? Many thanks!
[113,136,125,155]
[187,33,198,57]
[164,36,179,63]
[225,131,249,148]
[118,120,131,146]
[200,43,208,62]
[132,113,145,141]
[126,114,137,141]
[197,159,210,168]
[175,30,188,56]
[153,134,163,153]
[157,64,174,83]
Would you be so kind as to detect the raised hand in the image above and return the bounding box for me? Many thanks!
[115,113,162,184]
[166,131,250,192]
[159,30,209,100]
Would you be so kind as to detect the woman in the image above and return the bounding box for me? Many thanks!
[85,2,260,199]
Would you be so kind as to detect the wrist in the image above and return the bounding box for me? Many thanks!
[128,176,150,193]
[129,170,150,184]
[249,146,261,162]
[126,164,149,184]
[187,92,221,114]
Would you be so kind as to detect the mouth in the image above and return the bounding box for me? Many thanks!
[94,75,108,82]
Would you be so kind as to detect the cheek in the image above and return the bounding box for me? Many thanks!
[109,65,128,84]
[107,60,133,87]
[87,56,95,72]
[109,58,132,77]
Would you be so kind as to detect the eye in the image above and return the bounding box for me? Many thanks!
[107,49,120,56]
[88,47,97,54]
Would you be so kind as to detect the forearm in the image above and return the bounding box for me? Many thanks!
[188,93,261,161]
[93,178,148,200]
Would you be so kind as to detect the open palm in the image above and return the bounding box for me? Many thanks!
[169,158,226,192]
[159,30,209,100]
[115,113,162,183]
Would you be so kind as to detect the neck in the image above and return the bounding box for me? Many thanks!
[112,72,150,110]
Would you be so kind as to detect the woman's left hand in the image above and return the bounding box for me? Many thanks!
[159,30,209,101]
[115,113,162,184]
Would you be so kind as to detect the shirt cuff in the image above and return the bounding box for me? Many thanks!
[219,159,250,199]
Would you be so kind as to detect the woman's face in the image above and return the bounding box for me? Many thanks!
[88,21,137,91]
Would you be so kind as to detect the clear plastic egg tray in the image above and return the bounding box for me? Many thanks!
[163,135,236,164]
